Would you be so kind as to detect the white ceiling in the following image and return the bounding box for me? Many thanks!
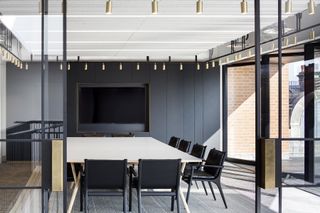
[0,0,314,61]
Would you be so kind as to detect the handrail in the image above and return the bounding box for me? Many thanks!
[0,139,58,142]
[14,120,63,124]
[7,123,63,137]
[266,138,320,141]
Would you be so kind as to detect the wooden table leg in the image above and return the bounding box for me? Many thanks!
[69,163,77,190]
[67,163,81,213]
[180,162,191,213]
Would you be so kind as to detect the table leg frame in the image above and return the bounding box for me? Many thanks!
[67,163,81,213]
[180,162,191,213]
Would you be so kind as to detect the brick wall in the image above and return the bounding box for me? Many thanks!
[227,64,289,160]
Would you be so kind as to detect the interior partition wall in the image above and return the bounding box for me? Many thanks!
[0,0,66,212]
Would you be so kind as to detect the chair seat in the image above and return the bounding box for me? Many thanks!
[183,169,216,181]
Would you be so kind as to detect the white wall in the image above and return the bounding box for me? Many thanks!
[0,58,6,163]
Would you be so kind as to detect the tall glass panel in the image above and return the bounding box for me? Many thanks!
[313,47,320,184]
[0,0,42,212]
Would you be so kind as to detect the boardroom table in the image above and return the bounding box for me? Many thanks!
[67,137,202,213]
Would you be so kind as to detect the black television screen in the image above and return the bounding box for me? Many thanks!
[78,84,149,132]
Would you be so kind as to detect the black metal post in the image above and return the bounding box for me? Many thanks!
[63,0,68,212]
[304,43,315,183]
[41,0,50,213]
[261,55,270,138]
[222,65,228,155]
[277,0,283,212]
[254,0,262,212]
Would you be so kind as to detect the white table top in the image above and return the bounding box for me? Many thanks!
[67,137,201,164]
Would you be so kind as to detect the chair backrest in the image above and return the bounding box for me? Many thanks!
[190,144,207,159]
[168,136,180,148]
[178,140,191,152]
[138,159,181,189]
[204,149,226,177]
[111,132,135,137]
[85,159,127,189]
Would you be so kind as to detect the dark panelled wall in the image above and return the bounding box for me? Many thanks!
[67,62,220,145]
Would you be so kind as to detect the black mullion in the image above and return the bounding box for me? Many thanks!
[41,0,49,212]
[261,55,270,138]
[277,0,283,212]
[254,0,262,212]
[62,0,68,212]
[304,43,315,183]
[222,65,228,155]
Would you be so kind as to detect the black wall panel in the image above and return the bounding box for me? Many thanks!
[67,62,220,145]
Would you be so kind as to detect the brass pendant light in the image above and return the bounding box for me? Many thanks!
[152,0,158,15]
[240,0,248,14]
[285,0,293,14]
[106,0,112,14]
[196,0,203,14]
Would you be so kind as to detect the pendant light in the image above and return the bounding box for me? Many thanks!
[240,0,248,14]
[154,62,157,70]
[196,0,203,14]
[68,63,71,71]
[84,63,88,71]
[211,61,215,68]
[25,62,29,70]
[308,0,315,15]
[102,63,106,71]
[293,36,297,45]
[180,63,183,71]
[60,62,63,70]
[205,62,209,70]
[106,0,112,14]
[136,63,140,71]
[284,37,289,46]
[309,29,315,40]
[197,63,200,71]
[119,62,123,71]
[39,1,42,14]
[162,62,166,71]
[285,0,292,14]
[152,0,158,15]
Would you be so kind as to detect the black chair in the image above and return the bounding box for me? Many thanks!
[178,140,191,152]
[188,144,208,191]
[190,144,207,159]
[168,136,180,148]
[183,149,227,209]
[129,159,181,213]
[81,159,128,213]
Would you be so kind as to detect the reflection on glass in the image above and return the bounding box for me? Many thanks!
[314,48,320,184]
[227,65,256,161]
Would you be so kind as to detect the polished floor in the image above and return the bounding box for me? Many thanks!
[62,163,275,213]
[1,161,319,213]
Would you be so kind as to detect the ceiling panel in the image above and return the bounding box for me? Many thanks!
[0,0,313,61]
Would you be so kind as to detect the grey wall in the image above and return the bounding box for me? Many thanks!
[6,63,63,127]
[6,61,220,147]
[67,62,220,145]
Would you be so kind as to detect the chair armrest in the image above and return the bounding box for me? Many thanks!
[190,164,224,172]
[198,165,224,169]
